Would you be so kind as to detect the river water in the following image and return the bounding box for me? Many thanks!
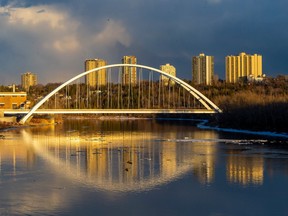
[0,118,288,216]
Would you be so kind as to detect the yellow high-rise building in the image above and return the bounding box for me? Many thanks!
[21,72,37,91]
[122,56,137,86]
[226,52,262,83]
[160,63,176,86]
[85,59,107,87]
[192,53,214,85]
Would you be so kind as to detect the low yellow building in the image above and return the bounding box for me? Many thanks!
[0,92,28,109]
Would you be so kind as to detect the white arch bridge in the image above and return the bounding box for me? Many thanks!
[11,64,222,124]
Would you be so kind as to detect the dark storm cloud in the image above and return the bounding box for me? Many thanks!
[65,0,288,76]
[0,0,287,84]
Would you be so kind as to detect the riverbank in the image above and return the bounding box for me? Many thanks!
[196,81,288,134]
[0,109,288,139]
[58,114,288,139]
[209,102,288,134]
[198,119,288,139]
[63,114,151,120]
[0,124,22,133]
[0,121,22,130]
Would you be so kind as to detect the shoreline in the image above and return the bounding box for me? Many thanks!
[63,115,151,121]
[1,117,287,140]
[197,119,288,139]
[0,122,22,132]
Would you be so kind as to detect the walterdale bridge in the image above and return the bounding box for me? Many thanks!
[4,64,222,124]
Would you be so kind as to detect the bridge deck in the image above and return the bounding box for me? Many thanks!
[4,109,217,115]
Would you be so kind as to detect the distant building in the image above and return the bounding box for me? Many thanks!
[160,63,176,86]
[213,74,220,83]
[85,59,107,87]
[122,56,137,86]
[226,52,262,83]
[0,92,28,109]
[21,72,37,91]
[192,53,214,85]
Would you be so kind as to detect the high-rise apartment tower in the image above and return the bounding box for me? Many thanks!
[160,63,176,86]
[85,59,107,87]
[226,52,262,83]
[192,53,214,85]
[122,56,137,85]
[21,72,37,91]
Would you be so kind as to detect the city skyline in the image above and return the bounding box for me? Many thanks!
[0,53,280,87]
[0,0,288,85]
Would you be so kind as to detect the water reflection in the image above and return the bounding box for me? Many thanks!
[0,135,35,175]
[0,120,221,193]
[20,128,218,192]
[0,134,69,215]
[1,120,276,193]
[2,119,288,215]
[226,150,264,185]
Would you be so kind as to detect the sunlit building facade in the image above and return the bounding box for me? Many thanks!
[226,52,262,83]
[0,92,27,109]
[160,63,176,86]
[192,53,214,85]
[122,56,137,86]
[21,72,37,91]
[85,59,107,87]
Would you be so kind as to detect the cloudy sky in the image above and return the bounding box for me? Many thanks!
[0,0,287,85]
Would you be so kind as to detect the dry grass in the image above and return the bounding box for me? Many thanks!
[198,82,288,132]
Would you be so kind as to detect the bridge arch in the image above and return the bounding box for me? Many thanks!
[19,64,222,124]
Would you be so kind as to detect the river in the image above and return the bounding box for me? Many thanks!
[0,118,288,216]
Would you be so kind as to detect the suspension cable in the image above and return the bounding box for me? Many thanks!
[117,67,121,109]
[158,76,161,108]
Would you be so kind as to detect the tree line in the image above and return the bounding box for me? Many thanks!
[3,75,286,132]
[195,76,288,132]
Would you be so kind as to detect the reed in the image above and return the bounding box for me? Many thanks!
[197,81,288,132]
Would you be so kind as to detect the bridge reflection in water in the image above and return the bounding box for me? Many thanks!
[20,129,218,192]
[0,122,265,193]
